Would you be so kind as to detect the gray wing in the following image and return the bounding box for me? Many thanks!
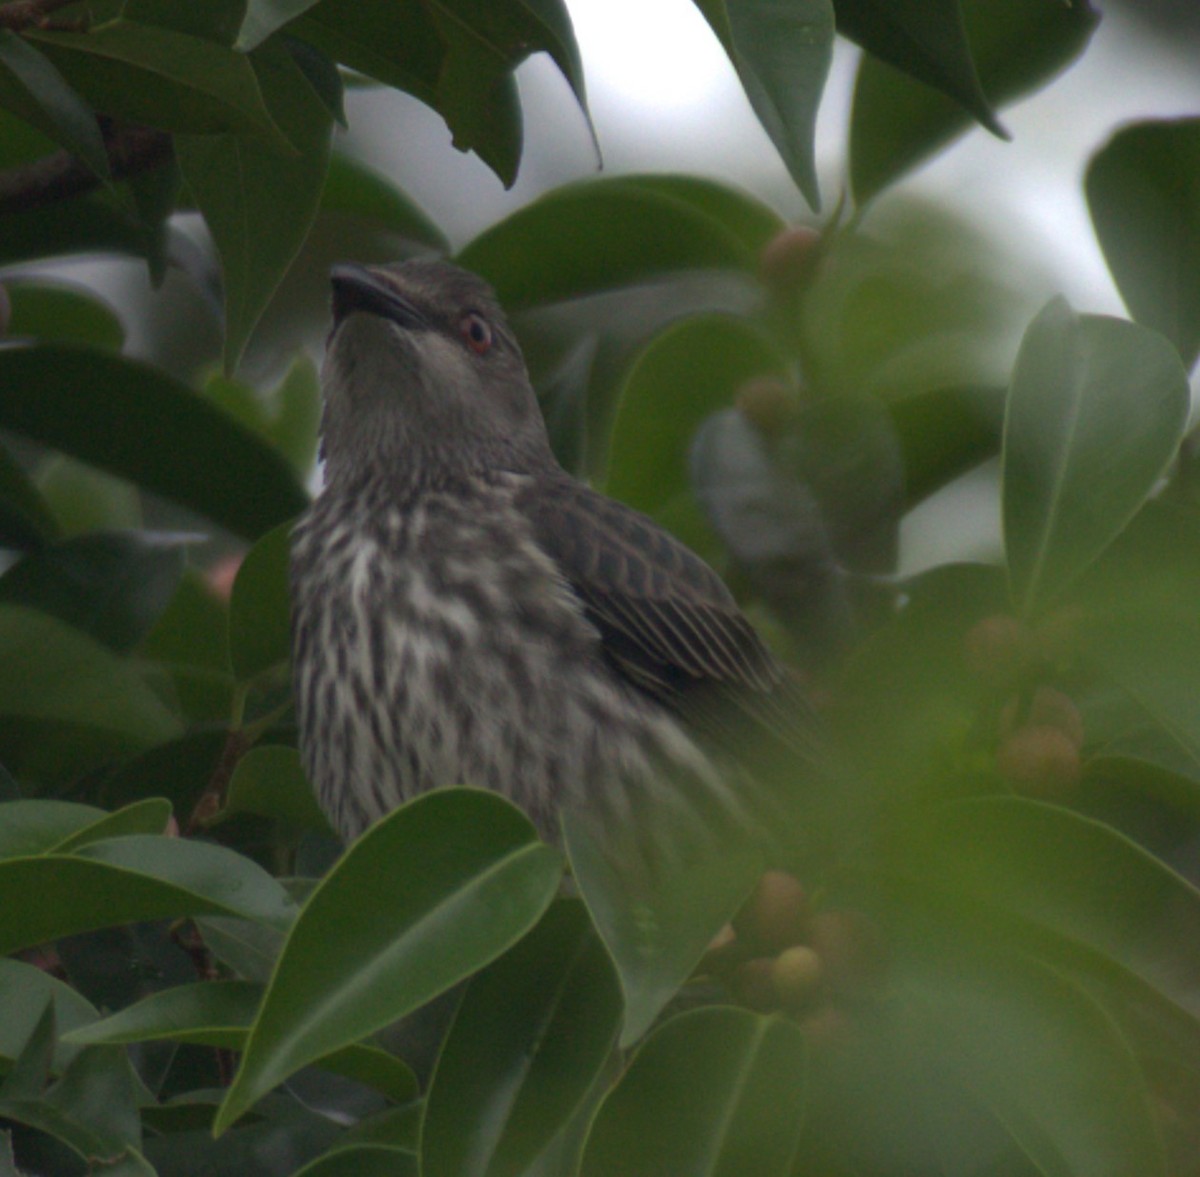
[517,475,811,748]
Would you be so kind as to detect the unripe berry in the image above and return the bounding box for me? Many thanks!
[733,870,811,954]
[771,945,823,1012]
[996,724,1081,798]
[735,377,796,435]
[759,226,821,296]
[963,614,1031,691]
[1000,686,1084,751]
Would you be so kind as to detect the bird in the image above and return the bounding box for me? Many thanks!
[289,258,811,852]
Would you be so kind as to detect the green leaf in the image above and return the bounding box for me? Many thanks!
[26,20,290,145]
[422,899,622,1177]
[0,344,309,542]
[458,175,762,311]
[0,799,107,859]
[849,0,1098,203]
[223,745,332,833]
[36,454,141,536]
[1086,118,1200,371]
[834,0,1003,134]
[5,280,125,350]
[564,812,763,1047]
[895,934,1165,1177]
[691,0,834,209]
[1002,298,1189,616]
[320,151,448,250]
[0,834,296,955]
[0,31,108,180]
[0,440,59,549]
[50,797,173,852]
[228,519,294,682]
[123,0,247,45]
[0,604,180,753]
[178,40,334,372]
[0,531,187,653]
[0,959,100,1074]
[214,789,562,1133]
[238,0,327,50]
[605,314,787,517]
[580,1006,808,1176]
[293,1145,418,1177]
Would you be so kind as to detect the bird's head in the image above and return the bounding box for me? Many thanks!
[320,258,553,485]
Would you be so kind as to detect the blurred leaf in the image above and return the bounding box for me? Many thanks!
[0,531,187,653]
[5,281,124,350]
[223,746,332,833]
[0,959,99,1074]
[422,899,622,1177]
[123,0,246,44]
[140,570,231,672]
[127,154,181,286]
[0,440,59,550]
[834,0,1002,134]
[0,30,108,181]
[26,21,290,145]
[580,1006,808,1176]
[284,35,346,125]
[0,604,180,752]
[228,519,293,682]
[320,151,448,250]
[0,834,296,955]
[849,0,1099,203]
[215,789,562,1133]
[37,454,142,537]
[0,192,149,268]
[564,811,762,1047]
[293,1145,418,1177]
[178,41,334,373]
[606,314,786,516]
[1086,118,1200,371]
[1003,298,1189,616]
[0,344,310,542]
[458,175,762,310]
[238,0,326,50]
[691,0,834,209]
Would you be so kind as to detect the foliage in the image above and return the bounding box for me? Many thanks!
[1,1,1199,1174]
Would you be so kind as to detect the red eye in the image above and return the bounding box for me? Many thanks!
[460,313,493,354]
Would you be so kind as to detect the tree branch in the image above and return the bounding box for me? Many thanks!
[0,0,81,31]
[0,123,174,215]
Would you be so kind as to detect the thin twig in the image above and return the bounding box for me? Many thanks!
[0,0,80,31]
[0,123,173,215]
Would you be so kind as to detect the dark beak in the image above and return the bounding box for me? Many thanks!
[330,263,428,330]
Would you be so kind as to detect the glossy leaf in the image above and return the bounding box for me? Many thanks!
[458,175,761,310]
[50,798,173,852]
[228,520,294,682]
[422,899,622,1177]
[0,959,99,1073]
[178,40,334,372]
[0,344,309,542]
[0,799,107,860]
[606,314,786,517]
[1087,118,1200,370]
[5,280,124,350]
[564,811,762,1047]
[834,0,1002,133]
[1003,298,1189,615]
[849,0,1098,202]
[0,31,107,178]
[0,834,296,955]
[580,1006,807,1176]
[26,20,290,145]
[691,0,834,209]
[0,531,187,653]
[223,746,333,833]
[214,789,562,1133]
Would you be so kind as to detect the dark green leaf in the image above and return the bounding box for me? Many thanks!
[691,0,834,209]
[26,20,290,145]
[0,998,55,1098]
[849,0,1099,203]
[0,344,309,542]
[178,40,334,372]
[123,0,246,45]
[0,799,107,859]
[1086,118,1200,371]
[0,440,59,549]
[0,958,99,1073]
[834,0,1002,134]
[605,314,786,517]
[223,746,332,833]
[580,1006,807,1176]
[0,31,108,180]
[458,176,761,311]
[50,798,173,852]
[293,1145,418,1177]
[36,455,141,536]
[422,899,622,1177]
[564,812,762,1047]
[215,789,561,1133]
[0,834,296,955]
[238,0,327,51]
[320,151,448,250]
[0,531,187,653]
[228,519,293,682]
[5,280,124,350]
[1003,298,1189,615]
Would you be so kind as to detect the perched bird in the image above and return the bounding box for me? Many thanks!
[289,259,809,848]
